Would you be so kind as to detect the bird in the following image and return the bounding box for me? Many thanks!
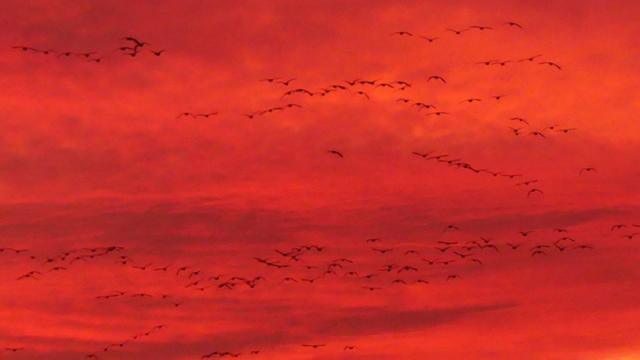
[398,265,418,273]
[510,117,529,125]
[531,245,551,251]
[422,258,437,265]
[518,54,542,62]
[580,167,597,175]
[610,224,626,232]
[438,240,458,245]
[150,49,165,56]
[480,244,499,252]
[121,36,148,48]
[445,224,459,232]
[328,150,343,158]
[539,61,562,70]
[446,28,469,35]
[391,31,413,36]
[420,36,439,42]
[509,127,522,136]
[492,60,512,66]
[194,112,218,118]
[176,112,194,119]
[412,151,431,158]
[278,78,296,86]
[344,79,360,86]
[427,75,446,83]
[427,111,450,116]
[454,251,472,258]
[461,98,482,103]
[356,90,370,99]
[283,88,313,97]
[302,344,326,349]
[12,46,38,52]
[505,21,523,28]
[470,25,493,31]
[476,59,496,66]
[516,179,538,186]
[528,189,544,197]
[557,128,577,134]
[506,243,521,250]
[557,237,576,243]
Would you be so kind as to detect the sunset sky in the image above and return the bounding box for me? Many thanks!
[1,1,640,359]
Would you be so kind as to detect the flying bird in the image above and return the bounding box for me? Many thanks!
[470,25,493,31]
[328,150,344,158]
[539,61,562,70]
[528,189,544,197]
[427,75,446,83]
[278,78,296,86]
[121,36,148,48]
[356,90,370,100]
[391,31,413,36]
[446,28,469,35]
[519,54,542,62]
[420,36,439,42]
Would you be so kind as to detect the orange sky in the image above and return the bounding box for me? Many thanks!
[1,1,640,359]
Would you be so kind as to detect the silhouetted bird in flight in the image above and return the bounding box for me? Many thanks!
[391,31,413,36]
[446,28,469,35]
[539,61,562,70]
[427,75,446,83]
[580,167,597,175]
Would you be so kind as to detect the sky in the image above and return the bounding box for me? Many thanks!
[1,0,640,359]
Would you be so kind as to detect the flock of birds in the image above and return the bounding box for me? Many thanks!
[12,36,164,63]
[4,219,639,358]
[3,18,628,360]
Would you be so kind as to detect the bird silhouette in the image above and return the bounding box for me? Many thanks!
[328,150,344,158]
[427,75,446,83]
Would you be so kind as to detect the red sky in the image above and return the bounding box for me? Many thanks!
[1,1,640,359]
